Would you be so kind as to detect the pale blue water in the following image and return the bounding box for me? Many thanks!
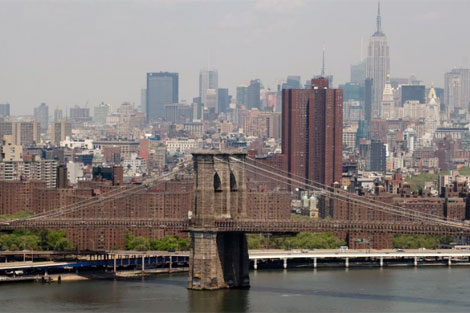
[0,267,469,312]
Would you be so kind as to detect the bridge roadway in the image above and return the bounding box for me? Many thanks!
[1,249,470,272]
[2,218,470,235]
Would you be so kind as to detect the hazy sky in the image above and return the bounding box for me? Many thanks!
[0,0,469,115]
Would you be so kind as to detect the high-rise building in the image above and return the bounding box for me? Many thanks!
[339,82,364,102]
[199,69,218,107]
[282,76,302,89]
[146,72,179,122]
[364,78,373,123]
[34,102,49,131]
[217,88,231,114]
[401,85,425,105]
[0,121,39,146]
[54,108,63,122]
[247,79,261,110]
[140,88,147,112]
[444,68,470,116]
[163,103,192,123]
[93,102,110,124]
[236,85,248,107]
[381,75,394,119]
[366,4,390,119]
[282,77,343,188]
[351,61,366,86]
[0,103,10,117]
[56,164,68,189]
[204,89,218,113]
[51,120,72,145]
[0,135,23,162]
[70,106,91,124]
[368,140,386,172]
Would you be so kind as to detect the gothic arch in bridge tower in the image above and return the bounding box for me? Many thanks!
[230,171,237,192]
[214,172,222,192]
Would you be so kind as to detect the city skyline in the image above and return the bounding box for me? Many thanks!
[0,0,469,115]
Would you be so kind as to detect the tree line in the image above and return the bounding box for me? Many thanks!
[0,229,74,251]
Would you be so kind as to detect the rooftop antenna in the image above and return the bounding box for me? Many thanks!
[207,49,211,70]
[321,45,326,77]
[377,2,382,33]
[360,36,364,61]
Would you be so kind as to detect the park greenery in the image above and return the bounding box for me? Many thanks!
[405,167,470,193]
[125,231,190,251]
[393,234,452,249]
[456,166,470,176]
[0,211,33,220]
[405,172,439,193]
[0,229,74,251]
[247,232,346,250]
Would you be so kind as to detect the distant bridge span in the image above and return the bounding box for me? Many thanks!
[2,152,470,290]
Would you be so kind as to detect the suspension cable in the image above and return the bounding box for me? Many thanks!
[243,156,465,224]
[225,157,470,231]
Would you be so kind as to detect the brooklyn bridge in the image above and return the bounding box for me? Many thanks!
[1,152,470,290]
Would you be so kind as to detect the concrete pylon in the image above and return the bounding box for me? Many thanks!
[188,152,250,290]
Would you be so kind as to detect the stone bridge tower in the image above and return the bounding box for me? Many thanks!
[188,152,250,290]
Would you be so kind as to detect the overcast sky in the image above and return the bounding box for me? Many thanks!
[0,0,469,115]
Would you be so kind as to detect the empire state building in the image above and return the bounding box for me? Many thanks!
[366,3,390,119]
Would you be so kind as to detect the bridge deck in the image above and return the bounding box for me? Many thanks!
[2,218,469,235]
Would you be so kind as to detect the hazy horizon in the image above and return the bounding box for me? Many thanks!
[0,0,469,115]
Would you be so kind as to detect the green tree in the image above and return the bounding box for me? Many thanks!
[248,232,345,250]
[393,235,451,249]
[0,229,73,251]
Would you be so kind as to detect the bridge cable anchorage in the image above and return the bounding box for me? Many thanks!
[243,156,466,225]
[222,157,470,232]
[5,161,189,225]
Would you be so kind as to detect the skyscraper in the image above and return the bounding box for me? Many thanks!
[401,85,426,105]
[282,77,343,188]
[364,78,373,123]
[199,69,218,107]
[69,106,91,123]
[351,61,366,86]
[0,103,10,117]
[444,68,470,117]
[146,72,179,122]
[282,76,302,89]
[93,102,110,124]
[51,120,72,145]
[366,3,390,119]
[34,102,49,131]
[247,79,261,109]
[381,75,394,119]
[236,85,248,107]
[54,108,63,122]
[217,88,231,114]
[0,121,39,146]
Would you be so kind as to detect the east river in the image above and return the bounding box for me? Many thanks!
[0,267,469,313]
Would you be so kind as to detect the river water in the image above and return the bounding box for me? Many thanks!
[0,268,469,313]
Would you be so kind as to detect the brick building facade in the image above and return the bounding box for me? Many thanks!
[282,78,343,189]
